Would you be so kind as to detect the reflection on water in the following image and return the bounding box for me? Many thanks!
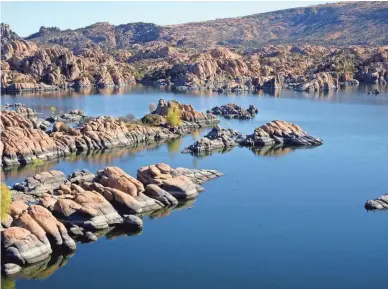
[1,140,172,181]
[2,252,74,283]
[148,199,196,220]
[250,145,297,157]
[1,84,388,289]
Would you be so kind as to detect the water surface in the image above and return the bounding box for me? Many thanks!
[2,85,387,289]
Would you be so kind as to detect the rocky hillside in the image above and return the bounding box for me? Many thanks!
[1,2,388,92]
[25,2,388,51]
[1,24,136,91]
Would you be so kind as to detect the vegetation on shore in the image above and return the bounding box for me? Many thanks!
[1,183,12,221]
[166,104,182,127]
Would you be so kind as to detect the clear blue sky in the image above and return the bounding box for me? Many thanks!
[1,1,333,37]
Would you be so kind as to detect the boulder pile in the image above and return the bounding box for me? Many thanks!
[2,164,222,275]
[239,120,323,147]
[182,126,242,155]
[207,103,258,119]
[183,121,323,156]
[1,101,219,167]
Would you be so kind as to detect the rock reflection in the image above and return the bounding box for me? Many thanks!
[250,145,319,157]
[188,147,235,158]
[1,140,171,181]
[1,252,74,281]
[250,145,296,157]
[148,199,196,220]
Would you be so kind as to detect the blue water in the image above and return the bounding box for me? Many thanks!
[1,85,388,289]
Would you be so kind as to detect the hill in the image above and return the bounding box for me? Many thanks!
[25,2,388,51]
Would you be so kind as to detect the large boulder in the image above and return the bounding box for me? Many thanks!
[12,170,67,199]
[27,205,76,251]
[94,166,164,213]
[137,163,223,199]
[51,188,123,230]
[2,227,52,274]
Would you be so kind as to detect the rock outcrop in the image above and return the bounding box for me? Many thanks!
[293,72,339,91]
[239,120,323,147]
[1,99,224,167]
[151,99,219,128]
[365,194,388,210]
[182,126,242,155]
[46,110,86,123]
[4,164,222,274]
[137,163,223,199]
[183,121,323,156]
[2,227,52,275]
[207,103,258,119]
[1,24,135,92]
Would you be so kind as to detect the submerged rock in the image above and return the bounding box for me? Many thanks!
[365,194,388,210]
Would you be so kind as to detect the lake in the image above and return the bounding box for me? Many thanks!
[1,84,388,289]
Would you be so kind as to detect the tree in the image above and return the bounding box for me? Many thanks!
[1,183,12,221]
[50,106,57,116]
[166,103,182,127]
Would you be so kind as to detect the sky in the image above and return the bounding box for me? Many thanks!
[1,1,333,37]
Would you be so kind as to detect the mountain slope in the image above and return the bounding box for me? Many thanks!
[26,1,388,51]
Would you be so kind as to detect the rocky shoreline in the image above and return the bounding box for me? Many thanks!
[2,21,388,94]
[0,99,219,167]
[1,163,223,275]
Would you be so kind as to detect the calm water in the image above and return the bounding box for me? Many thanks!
[1,85,388,289]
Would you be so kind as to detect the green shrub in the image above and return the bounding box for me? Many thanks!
[141,114,165,126]
[1,183,12,221]
[166,104,182,127]
[31,158,45,169]
[134,71,145,81]
[50,106,57,116]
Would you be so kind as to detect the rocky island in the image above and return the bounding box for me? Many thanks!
[0,99,218,167]
[365,194,388,210]
[183,120,322,155]
[1,163,223,275]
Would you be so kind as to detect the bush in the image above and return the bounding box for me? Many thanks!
[141,114,165,126]
[166,104,182,127]
[31,158,45,169]
[1,183,12,221]
[134,71,145,81]
[50,106,57,116]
